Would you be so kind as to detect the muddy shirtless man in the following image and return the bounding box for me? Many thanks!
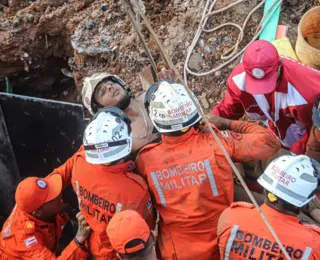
[82,72,160,153]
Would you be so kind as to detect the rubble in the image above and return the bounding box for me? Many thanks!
[0,0,318,110]
[200,93,210,109]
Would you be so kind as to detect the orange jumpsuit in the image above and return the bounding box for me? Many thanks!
[306,126,320,162]
[50,148,155,259]
[0,206,87,259]
[218,202,320,259]
[136,121,281,259]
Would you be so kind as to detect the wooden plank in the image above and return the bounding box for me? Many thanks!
[259,0,282,42]
[272,38,298,60]
[139,65,155,91]
[275,25,288,39]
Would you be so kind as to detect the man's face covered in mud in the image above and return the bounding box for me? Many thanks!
[93,79,131,111]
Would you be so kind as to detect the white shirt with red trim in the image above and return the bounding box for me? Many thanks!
[213,57,320,154]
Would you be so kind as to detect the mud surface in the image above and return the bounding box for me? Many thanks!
[0,0,318,108]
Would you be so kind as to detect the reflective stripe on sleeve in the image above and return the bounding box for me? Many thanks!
[224,225,239,260]
[302,247,312,260]
[150,172,167,207]
[204,160,219,196]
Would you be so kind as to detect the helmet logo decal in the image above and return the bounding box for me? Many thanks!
[36,180,47,189]
[251,68,265,79]
[167,101,193,118]
[270,165,296,186]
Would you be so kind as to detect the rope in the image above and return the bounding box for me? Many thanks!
[128,0,290,259]
[130,0,145,31]
[185,0,283,76]
[121,0,157,74]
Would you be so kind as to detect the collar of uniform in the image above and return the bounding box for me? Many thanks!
[162,128,197,144]
[13,208,57,232]
[97,160,135,173]
[261,204,300,224]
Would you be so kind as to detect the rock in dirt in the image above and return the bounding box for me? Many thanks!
[200,94,210,109]
[0,0,317,111]
[188,53,204,72]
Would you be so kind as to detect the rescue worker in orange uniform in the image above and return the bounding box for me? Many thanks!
[136,81,281,259]
[0,176,91,259]
[50,107,156,259]
[218,155,320,259]
[107,210,157,260]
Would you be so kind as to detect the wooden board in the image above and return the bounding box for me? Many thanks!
[259,0,282,42]
[275,25,288,39]
[272,38,298,60]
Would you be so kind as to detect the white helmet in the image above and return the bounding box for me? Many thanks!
[144,81,202,133]
[82,73,128,115]
[83,107,132,164]
[258,155,319,207]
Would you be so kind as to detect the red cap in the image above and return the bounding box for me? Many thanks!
[243,40,280,94]
[15,175,63,213]
[106,210,150,254]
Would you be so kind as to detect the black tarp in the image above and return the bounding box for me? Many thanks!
[0,105,20,217]
[0,93,88,219]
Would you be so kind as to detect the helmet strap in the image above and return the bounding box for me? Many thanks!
[264,191,299,216]
[91,99,104,114]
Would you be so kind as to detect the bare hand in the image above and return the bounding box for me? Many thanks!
[75,212,91,244]
[200,114,232,130]
[233,163,246,186]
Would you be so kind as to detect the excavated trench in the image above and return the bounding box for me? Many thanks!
[0,57,78,101]
[0,0,319,104]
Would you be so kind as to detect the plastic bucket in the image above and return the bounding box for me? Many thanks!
[295,6,320,70]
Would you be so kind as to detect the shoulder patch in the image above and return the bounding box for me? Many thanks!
[230,132,243,140]
[24,236,38,248]
[125,172,148,191]
[303,223,320,234]
[146,198,153,210]
[221,131,230,137]
[24,221,35,235]
[231,202,254,209]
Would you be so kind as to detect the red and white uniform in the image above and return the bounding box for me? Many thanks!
[213,57,320,154]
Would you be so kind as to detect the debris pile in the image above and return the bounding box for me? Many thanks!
[0,0,318,107]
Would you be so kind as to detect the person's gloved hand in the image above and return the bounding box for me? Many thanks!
[75,212,91,245]
[200,114,232,130]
